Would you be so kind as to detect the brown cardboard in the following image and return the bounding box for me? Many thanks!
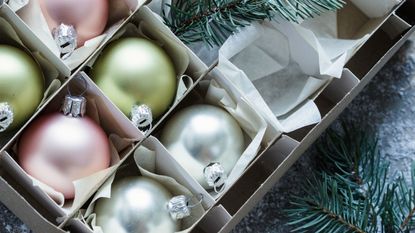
[0,1,414,233]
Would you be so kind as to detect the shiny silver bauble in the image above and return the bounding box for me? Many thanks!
[160,105,245,189]
[95,177,178,233]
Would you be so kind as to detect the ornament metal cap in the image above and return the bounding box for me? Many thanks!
[167,194,203,220]
[52,23,77,59]
[131,104,153,132]
[0,102,13,132]
[204,162,227,193]
[61,95,87,117]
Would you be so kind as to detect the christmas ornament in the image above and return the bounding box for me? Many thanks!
[0,45,44,133]
[18,94,111,199]
[38,0,109,56]
[160,105,244,191]
[91,38,177,130]
[95,177,178,233]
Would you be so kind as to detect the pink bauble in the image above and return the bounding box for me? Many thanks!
[18,113,111,199]
[39,0,109,47]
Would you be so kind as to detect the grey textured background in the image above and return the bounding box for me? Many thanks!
[0,35,414,233]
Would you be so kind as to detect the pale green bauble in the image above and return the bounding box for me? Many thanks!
[0,45,44,132]
[91,38,177,119]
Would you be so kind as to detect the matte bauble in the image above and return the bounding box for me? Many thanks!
[160,105,244,189]
[39,0,109,47]
[95,177,178,233]
[18,96,110,199]
[0,45,44,133]
[91,38,176,119]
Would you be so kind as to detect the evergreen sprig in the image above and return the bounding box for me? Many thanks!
[287,123,415,233]
[163,0,346,46]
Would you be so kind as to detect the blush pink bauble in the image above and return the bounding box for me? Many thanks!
[18,113,111,199]
[39,0,109,47]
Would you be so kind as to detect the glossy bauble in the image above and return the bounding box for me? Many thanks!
[160,105,244,189]
[18,113,110,199]
[39,0,109,47]
[95,177,178,233]
[0,45,44,132]
[91,38,176,119]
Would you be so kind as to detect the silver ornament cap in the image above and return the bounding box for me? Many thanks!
[167,195,191,220]
[0,102,13,132]
[61,95,86,117]
[131,104,153,130]
[52,23,77,59]
[204,162,227,193]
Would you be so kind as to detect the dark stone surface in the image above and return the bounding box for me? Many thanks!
[0,35,414,233]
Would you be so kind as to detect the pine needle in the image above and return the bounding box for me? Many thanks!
[164,0,346,46]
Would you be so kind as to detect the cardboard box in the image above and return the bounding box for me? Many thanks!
[0,0,414,232]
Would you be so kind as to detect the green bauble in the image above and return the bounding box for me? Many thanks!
[0,45,44,133]
[91,38,177,119]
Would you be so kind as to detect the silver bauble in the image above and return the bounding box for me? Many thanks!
[95,177,178,233]
[161,105,245,189]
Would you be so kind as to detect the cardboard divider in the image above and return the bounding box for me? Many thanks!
[346,12,412,79]
[321,69,360,104]
[0,151,64,219]
[66,218,92,233]
[309,68,361,123]
[0,151,63,223]
[191,205,232,233]
[1,74,143,224]
[217,136,299,215]
[0,175,66,233]
[396,0,415,25]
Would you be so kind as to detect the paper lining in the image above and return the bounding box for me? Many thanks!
[215,0,399,133]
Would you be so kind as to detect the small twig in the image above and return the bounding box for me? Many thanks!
[401,206,415,230]
[322,207,366,233]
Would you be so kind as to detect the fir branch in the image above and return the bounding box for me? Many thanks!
[287,124,415,233]
[163,0,346,46]
[287,174,373,233]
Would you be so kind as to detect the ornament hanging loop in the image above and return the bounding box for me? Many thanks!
[67,74,88,97]
[204,162,227,194]
[53,23,77,59]
[0,102,13,132]
[131,104,153,134]
[167,193,203,220]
